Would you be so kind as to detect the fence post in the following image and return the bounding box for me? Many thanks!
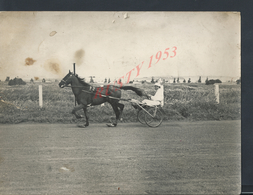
[214,84,219,104]
[73,63,77,106]
[39,85,43,107]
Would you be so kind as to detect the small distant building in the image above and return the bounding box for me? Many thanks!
[205,79,222,85]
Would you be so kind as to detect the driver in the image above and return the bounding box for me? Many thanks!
[131,82,164,108]
[142,82,164,106]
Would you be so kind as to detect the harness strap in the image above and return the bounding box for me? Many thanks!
[65,85,129,101]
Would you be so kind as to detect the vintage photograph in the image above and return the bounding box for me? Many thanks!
[0,12,241,194]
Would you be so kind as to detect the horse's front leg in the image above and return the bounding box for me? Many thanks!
[71,104,85,119]
[77,106,89,128]
[82,107,89,127]
[107,104,120,127]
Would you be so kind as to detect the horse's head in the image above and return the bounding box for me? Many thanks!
[59,70,74,88]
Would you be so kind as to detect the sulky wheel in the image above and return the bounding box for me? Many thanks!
[144,107,164,128]
[137,109,146,125]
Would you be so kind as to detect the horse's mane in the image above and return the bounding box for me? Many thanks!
[75,74,90,87]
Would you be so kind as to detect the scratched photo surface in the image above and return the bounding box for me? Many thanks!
[0,12,241,194]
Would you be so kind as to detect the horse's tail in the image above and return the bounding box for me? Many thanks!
[120,86,148,97]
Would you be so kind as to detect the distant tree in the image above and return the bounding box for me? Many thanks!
[151,77,155,84]
[30,78,34,83]
[236,77,241,84]
[177,77,180,83]
[5,76,10,82]
[104,78,107,83]
[173,78,176,83]
[8,77,26,85]
[188,78,191,83]
[89,77,94,83]
[108,78,111,83]
[198,76,201,83]
[205,77,209,84]
[183,79,186,83]
[42,78,46,83]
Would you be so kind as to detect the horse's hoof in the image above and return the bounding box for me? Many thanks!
[106,123,117,127]
[77,124,87,128]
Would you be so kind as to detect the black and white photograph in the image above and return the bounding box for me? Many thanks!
[0,11,241,194]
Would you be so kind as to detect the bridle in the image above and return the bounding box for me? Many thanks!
[60,74,92,92]
[60,79,67,88]
[60,79,66,84]
[60,73,73,88]
[59,74,124,101]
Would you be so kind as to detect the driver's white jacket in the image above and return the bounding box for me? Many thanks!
[151,87,163,102]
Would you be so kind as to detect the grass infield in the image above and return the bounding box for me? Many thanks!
[0,81,240,124]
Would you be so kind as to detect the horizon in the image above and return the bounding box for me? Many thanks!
[6,75,240,84]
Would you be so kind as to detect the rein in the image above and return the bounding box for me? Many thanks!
[64,85,90,88]
[64,85,95,94]
[64,85,130,101]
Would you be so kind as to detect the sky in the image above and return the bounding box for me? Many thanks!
[0,12,240,82]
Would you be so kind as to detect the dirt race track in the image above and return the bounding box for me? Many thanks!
[0,120,240,194]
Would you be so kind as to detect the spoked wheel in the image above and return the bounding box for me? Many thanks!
[144,107,164,128]
[137,109,146,125]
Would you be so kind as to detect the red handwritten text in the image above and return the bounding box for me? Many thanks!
[94,46,177,99]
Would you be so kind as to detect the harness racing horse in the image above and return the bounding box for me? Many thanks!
[59,71,147,127]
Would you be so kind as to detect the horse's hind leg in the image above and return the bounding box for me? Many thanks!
[77,106,89,128]
[107,104,120,127]
[118,103,124,121]
[82,107,89,127]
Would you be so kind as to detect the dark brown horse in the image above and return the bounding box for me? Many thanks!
[59,71,147,127]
